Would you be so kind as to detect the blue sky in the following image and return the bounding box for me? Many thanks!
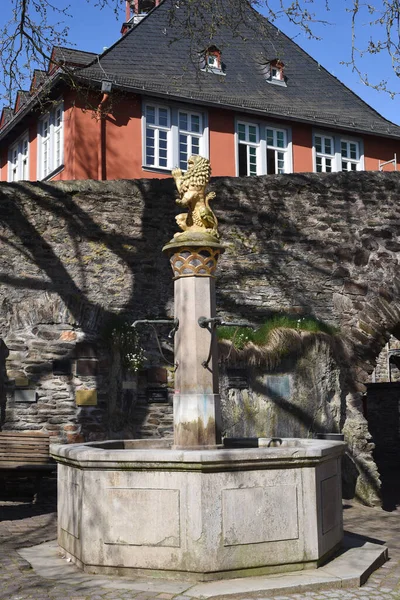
[1,0,399,125]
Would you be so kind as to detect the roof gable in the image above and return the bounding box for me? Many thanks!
[0,107,13,130]
[49,46,98,75]
[14,91,30,114]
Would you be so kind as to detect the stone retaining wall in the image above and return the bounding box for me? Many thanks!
[0,171,399,504]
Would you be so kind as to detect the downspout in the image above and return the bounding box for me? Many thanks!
[97,93,109,181]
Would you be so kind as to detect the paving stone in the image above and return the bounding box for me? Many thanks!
[1,498,400,600]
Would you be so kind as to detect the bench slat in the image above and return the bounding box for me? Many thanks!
[0,444,49,449]
[0,431,53,471]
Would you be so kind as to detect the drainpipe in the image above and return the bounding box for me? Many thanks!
[97,81,113,181]
[97,93,109,181]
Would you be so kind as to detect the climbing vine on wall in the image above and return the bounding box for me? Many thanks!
[102,316,146,372]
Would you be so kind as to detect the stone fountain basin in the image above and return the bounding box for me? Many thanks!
[52,438,345,581]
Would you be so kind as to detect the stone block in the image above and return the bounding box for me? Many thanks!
[53,359,72,376]
[14,389,37,403]
[76,359,98,376]
[15,377,30,388]
[76,390,97,406]
[222,485,298,545]
[104,488,180,547]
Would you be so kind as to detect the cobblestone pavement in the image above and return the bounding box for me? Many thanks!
[1,493,400,600]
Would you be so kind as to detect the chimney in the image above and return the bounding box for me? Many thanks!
[121,0,160,34]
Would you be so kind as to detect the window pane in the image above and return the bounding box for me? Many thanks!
[56,131,61,165]
[191,137,200,154]
[191,115,200,133]
[324,138,332,155]
[350,162,357,171]
[179,112,188,131]
[326,158,332,172]
[146,128,155,165]
[342,161,347,171]
[277,151,285,174]
[315,136,322,154]
[238,123,246,141]
[350,143,357,159]
[249,147,257,175]
[249,125,257,144]
[316,156,322,173]
[267,129,274,146]
[158,108,168,127]
[146,106,155,125]
[276,131,284,148]
[341,142,348,158]
[179,134,187,169]
[179,134,187,151]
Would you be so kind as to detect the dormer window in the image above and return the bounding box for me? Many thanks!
[266,59,286,86]
[271,66,279,79]
[201,46,225,75]
[207,51,220,70]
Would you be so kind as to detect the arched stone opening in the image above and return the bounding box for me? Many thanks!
[365,324,400,511]
[342,296,400,509]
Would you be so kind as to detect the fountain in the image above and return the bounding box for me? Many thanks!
[52,157,344,581]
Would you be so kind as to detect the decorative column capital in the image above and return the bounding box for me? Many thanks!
[163,235,224,280]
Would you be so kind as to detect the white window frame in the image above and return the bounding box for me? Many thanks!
[178,109,204,170]
[142,100,208,172]
[313,130,364,173]
[266,127,288,175]
[340,138,361,172]
[235,118,292,177]
[144,104,171,169]
[8,131,29,182]
[37,101,64,180]
[313,133,335,173]
[237,121,260,176]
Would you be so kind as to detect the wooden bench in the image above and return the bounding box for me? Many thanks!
[0,431,56,501]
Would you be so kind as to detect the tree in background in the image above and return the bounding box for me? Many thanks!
[0,0,399,106]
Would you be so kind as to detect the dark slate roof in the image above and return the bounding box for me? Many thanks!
[77,0,400,139]
[15,91,30,111]
[51,46,98,69]
[0,47,97,140]
[0,107,13,128]
[30,69,47,91]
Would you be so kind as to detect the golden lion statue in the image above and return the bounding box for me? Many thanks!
[172,155,219,239]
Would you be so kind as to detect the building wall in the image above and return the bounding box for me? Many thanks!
[1,90,400,182]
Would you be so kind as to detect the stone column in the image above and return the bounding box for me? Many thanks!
[163,239,224,449]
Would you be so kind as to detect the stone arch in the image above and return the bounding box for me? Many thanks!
[338,296,400,507]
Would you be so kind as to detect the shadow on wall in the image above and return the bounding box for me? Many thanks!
[0,178,178,442]
[219,330,381,507]
[0,340,8,428]
[0,171,400,505]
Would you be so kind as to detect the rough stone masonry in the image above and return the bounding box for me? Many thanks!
[0,171,399,505]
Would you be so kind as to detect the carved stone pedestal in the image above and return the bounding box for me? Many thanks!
[163,237,224,448]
